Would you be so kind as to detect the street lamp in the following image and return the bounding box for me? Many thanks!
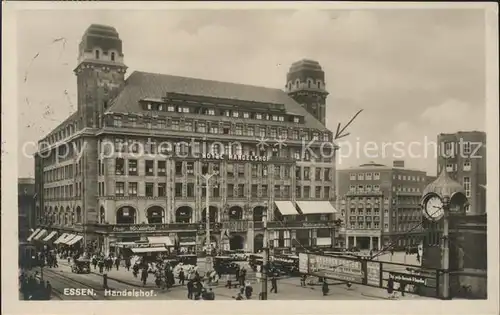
[200,171,218,272]
[260,201,269,300]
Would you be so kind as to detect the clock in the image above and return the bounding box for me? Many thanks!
[423,195,444,220]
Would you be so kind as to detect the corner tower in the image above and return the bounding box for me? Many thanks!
[285,59,329,126]
[74,24,127,128]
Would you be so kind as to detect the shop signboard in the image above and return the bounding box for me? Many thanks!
[104,223,199,233]
[298,253,309,274]
[366,261,381,287]
[307,254,364,283]
[389,272,428,286]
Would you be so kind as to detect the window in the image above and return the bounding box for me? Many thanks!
[349,185,356,192]
[293,117,300,123]
[227,164,234,177]
[175,183,182,197]
[115,158,125,175]
[146,183,154,197]
[128,182,137,196]
[464,204,471,213]
[315,187,321,198]
[304,167,310,180]
[259,128,266,137]
[350,173,356,180]
[232,111,239,118]
[237,164,245,177]
[145,160,154,176]
[115,182,125,196]
[197,122,206,133]
[114,116,122,127]
[296,186,301,198]
[463,141,471,154]
[175,162,183,176]
[155,161,166,176]
[303,186,310,198]
[187,183,195,197]
[284,166,290,178]
[358,185,364,192]
[158,183,166,197]
[247,127,254,136]
[446,163,453,172]
[255,113,262,120]
[186,162,194,175]
[171,120,179,131]
[284,185,290,198]
[243,112,250,118]
[167,105,175,112]
[445,142,454,156]
[463,177,471,197]
[463,160,471,171]
[128,159,137,175]
[227,184,234,197]
[209,125,219,134]
[373,185,380,191]
[95,50,100,59]
[237,184,245,197]
[366,185,372,192]
[185,121,193,132]
[206,109,215,116]
[274,185,281,198]
[251,184,258,197]
[235,125,243,135]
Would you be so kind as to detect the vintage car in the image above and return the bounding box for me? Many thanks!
[71,258,91,274]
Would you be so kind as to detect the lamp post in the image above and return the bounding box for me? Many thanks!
[201,172,218,272]
[441,196,451,300]
[260,202,269,300]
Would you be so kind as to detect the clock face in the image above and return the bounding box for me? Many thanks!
[424,196,444,220]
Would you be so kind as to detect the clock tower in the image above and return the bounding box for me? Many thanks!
[74,24,127,128]
[285,59,329,126]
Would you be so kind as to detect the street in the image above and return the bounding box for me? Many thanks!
[26,255,432,301]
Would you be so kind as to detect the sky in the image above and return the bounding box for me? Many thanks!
[16,8,486,178]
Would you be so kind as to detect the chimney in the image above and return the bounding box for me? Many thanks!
[393,160,405,168]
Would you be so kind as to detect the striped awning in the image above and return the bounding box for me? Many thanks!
[274,201,299,215]
[26,228,41,242]
[53,233,69,244]
[297,201,337,214]
[43,231,58,242]
[66,235,83,246]
[61,234,77,245]
[33,229,48,240]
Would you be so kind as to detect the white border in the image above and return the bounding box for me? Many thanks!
[2,2,498,315]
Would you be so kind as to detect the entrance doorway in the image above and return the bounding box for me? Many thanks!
[229,234,245,250]
[254,234,264,252]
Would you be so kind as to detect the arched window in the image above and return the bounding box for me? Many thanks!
[317,81,321,89]
[228,206,243,221]
[201,206,218,223]
[295,79,300,88]
[111,52,115,61]
[76,206,82,223]
[99,207,105,223]
[146,206,164,224]
[116,206,137,224]
[253,206,265,222]
[308,80,312,88]
[95,50,100,59]
[175,206,193,223]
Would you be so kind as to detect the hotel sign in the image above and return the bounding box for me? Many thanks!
[390,272,428,286]
[201,153,269,162]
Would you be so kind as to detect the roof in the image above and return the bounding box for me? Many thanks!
[422,169,466,199]
[107,71,327,130]
[338,161,426,173]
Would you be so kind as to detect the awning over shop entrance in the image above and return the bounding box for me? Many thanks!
[66,235,83,246]
[61,234,77,245]
[27,228,41,242]
[132,247,168,253]
[179,242,196,246]
[147,236,174,246]
[33,229,47,241]
[43,231,58,242]
[53,233,69,244]
[297,201,337,215]
[274,201,299,215]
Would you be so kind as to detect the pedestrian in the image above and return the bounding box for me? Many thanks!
[245,282,253,299]
[45,281,52,300]
[115,257,120,271]
[125,258,131,271]
[98,259,104,273]
[322,280,329,296]
[300,274,307,287]
[270,276,278,294]
[400,281,407,297]
[187,280,194,299]
[179,268,185,285]
[387,276,395,299]
[92,256,97,270]
[141,268,148,286]
[416,252,421,263]
[133,263,139,278]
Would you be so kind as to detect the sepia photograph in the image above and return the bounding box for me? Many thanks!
[2,1,499,315]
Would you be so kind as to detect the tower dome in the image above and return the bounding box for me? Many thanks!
[422,169,466,199]
[77,24,125,65]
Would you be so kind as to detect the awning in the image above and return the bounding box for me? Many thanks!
[33,229,48,240]
[53,233,69,244]
[132,247,168,253]
[43,231,58,242]
[66,235,83,246]
[297,201,337,214]
[26,228,41,242]
[147,236,174,246]
[61,234,77,245]
[274,201,299,216]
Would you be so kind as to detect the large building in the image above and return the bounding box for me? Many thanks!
[337,161,428,250]
[33,24,339,255]
[19,178,36,240]
[437,131,486,215]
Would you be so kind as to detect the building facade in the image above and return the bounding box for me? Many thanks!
[337,161,428,250]
[33,24,339,255]
[437,131,486,215]
[19,178,36,240]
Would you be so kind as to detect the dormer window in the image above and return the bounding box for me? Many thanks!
[293,117,300,123]
[278,116,284,122]
[232,111,239,118]
[243,112,250,118]
[317,81,321,89]
[95,50,100,59]
[167,105,175,112]
[147,103,152,110]
[308,80,312,88]
[111,52,115,61]
[255,113,262,120]
[295,79,300,87]
[158,105,163,111]
[272,115,278,121]
[206,109,215,116]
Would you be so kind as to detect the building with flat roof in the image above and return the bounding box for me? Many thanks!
[337,160,428,250]
[32,24,339,255]
[19,178,36,240]
[437,131,486,215]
